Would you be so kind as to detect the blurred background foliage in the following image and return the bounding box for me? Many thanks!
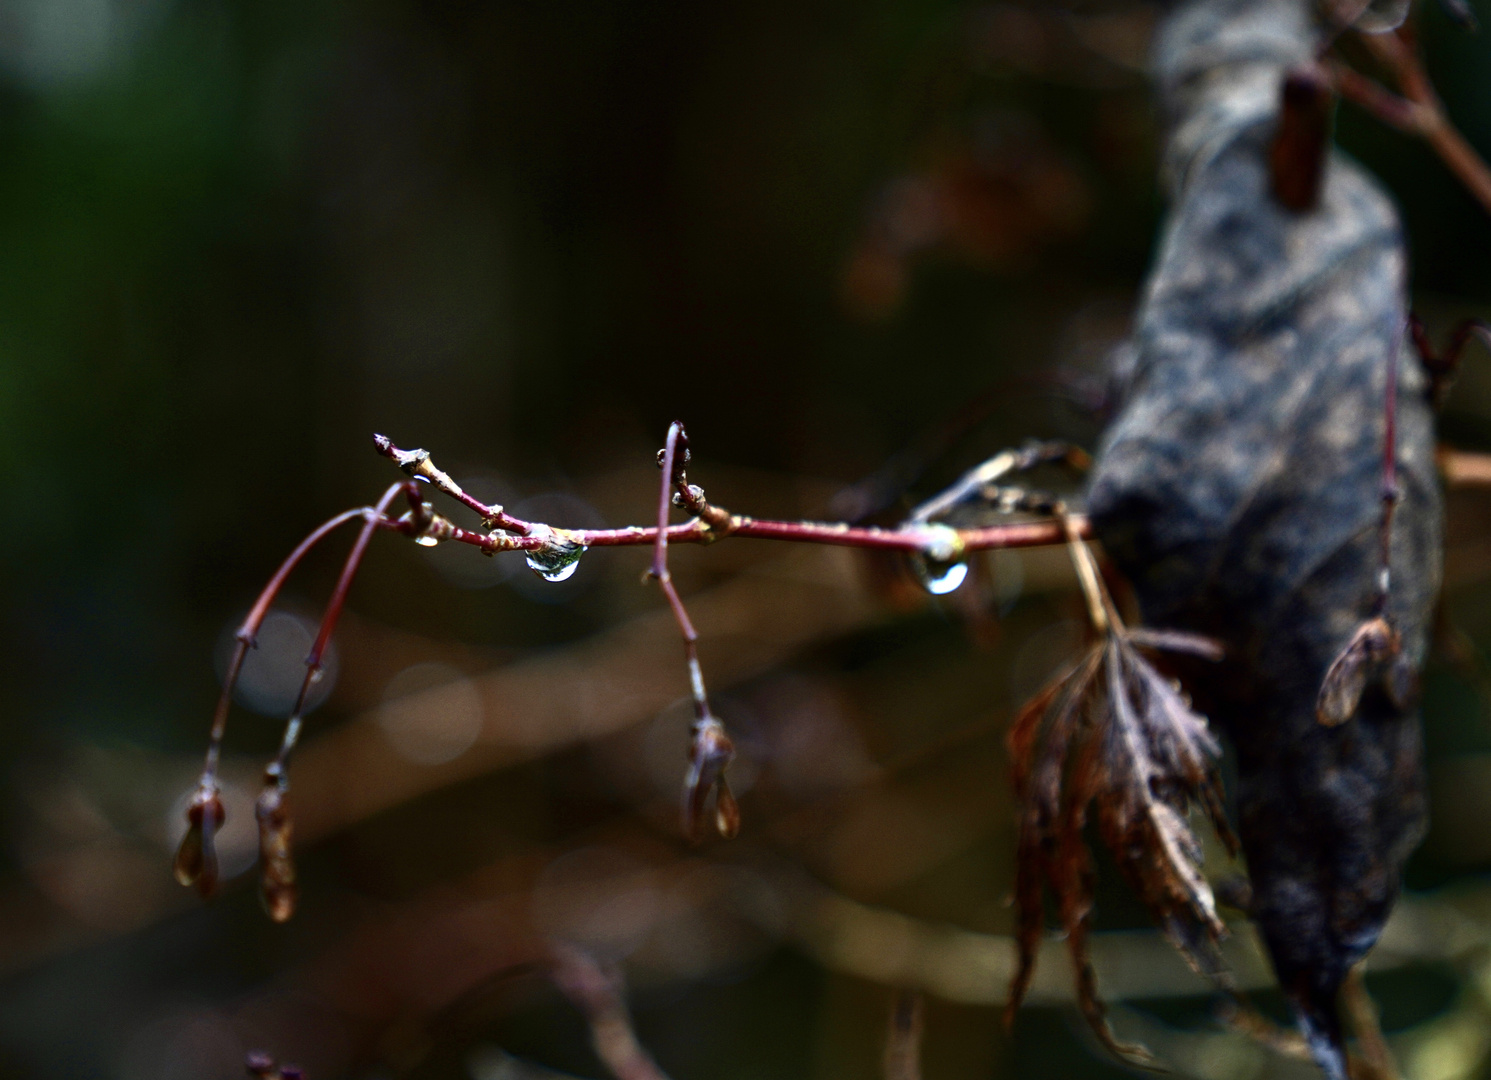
[5,0,1491,1078]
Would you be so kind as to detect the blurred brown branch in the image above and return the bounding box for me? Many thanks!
[1330,18,1491,217]
[549,946,672,1080]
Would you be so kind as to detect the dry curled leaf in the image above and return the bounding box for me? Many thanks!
[1006,630,1233,1064]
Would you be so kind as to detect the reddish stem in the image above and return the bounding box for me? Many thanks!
[653,422,705,715]
[373,433,530,534]
[271,481,420,771]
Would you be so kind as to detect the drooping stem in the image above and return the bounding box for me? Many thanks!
[251,480,424,921]
[178,481,420,899]
[653,422,739,842]
[1060,507,1117,636]
[652,422,705,719]
[201,490,414,788]
[269,481,422,774]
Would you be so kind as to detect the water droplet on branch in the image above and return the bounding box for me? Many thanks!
[911,524,969,595]
[912,557,969,595]
[523,525,587,582]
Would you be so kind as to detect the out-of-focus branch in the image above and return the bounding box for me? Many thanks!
[210,838,1491,1080]
[1342,965,1401,1080]
[549,946,672,1080]
[883,991,924,1080]
[1440,447,1491,487]
[1330,21,1491,218]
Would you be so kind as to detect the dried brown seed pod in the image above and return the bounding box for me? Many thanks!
[255,770,297,923]
[173,784,226,897]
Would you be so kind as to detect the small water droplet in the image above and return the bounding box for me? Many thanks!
[911,524,968,595]
[523,526,587,582]
[913,557,969,595]
[414,535,441,548]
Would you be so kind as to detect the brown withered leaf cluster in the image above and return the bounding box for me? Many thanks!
[1005,627,1236,1063]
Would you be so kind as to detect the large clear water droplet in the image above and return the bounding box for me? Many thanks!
[414,535,441,548]
[524,526,587,582]
[911,524,969,595]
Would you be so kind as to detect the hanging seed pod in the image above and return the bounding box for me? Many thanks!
[682,715,736,843]
[255,769,297,923]
[173,783,226,897]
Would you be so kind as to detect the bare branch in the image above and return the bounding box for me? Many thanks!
[371,435,1085,558]
[651,422,738,842]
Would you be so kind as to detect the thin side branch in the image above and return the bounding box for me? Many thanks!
[1331,19,1491,219]
[652,422,739,842]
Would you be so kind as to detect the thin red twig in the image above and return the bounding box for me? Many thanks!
[373,436,1084,556]
[203,507,371,783]
[651,422,739,842]
[177,481,422,902]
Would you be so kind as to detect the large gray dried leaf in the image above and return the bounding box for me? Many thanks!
[1085,0,1442,1076]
